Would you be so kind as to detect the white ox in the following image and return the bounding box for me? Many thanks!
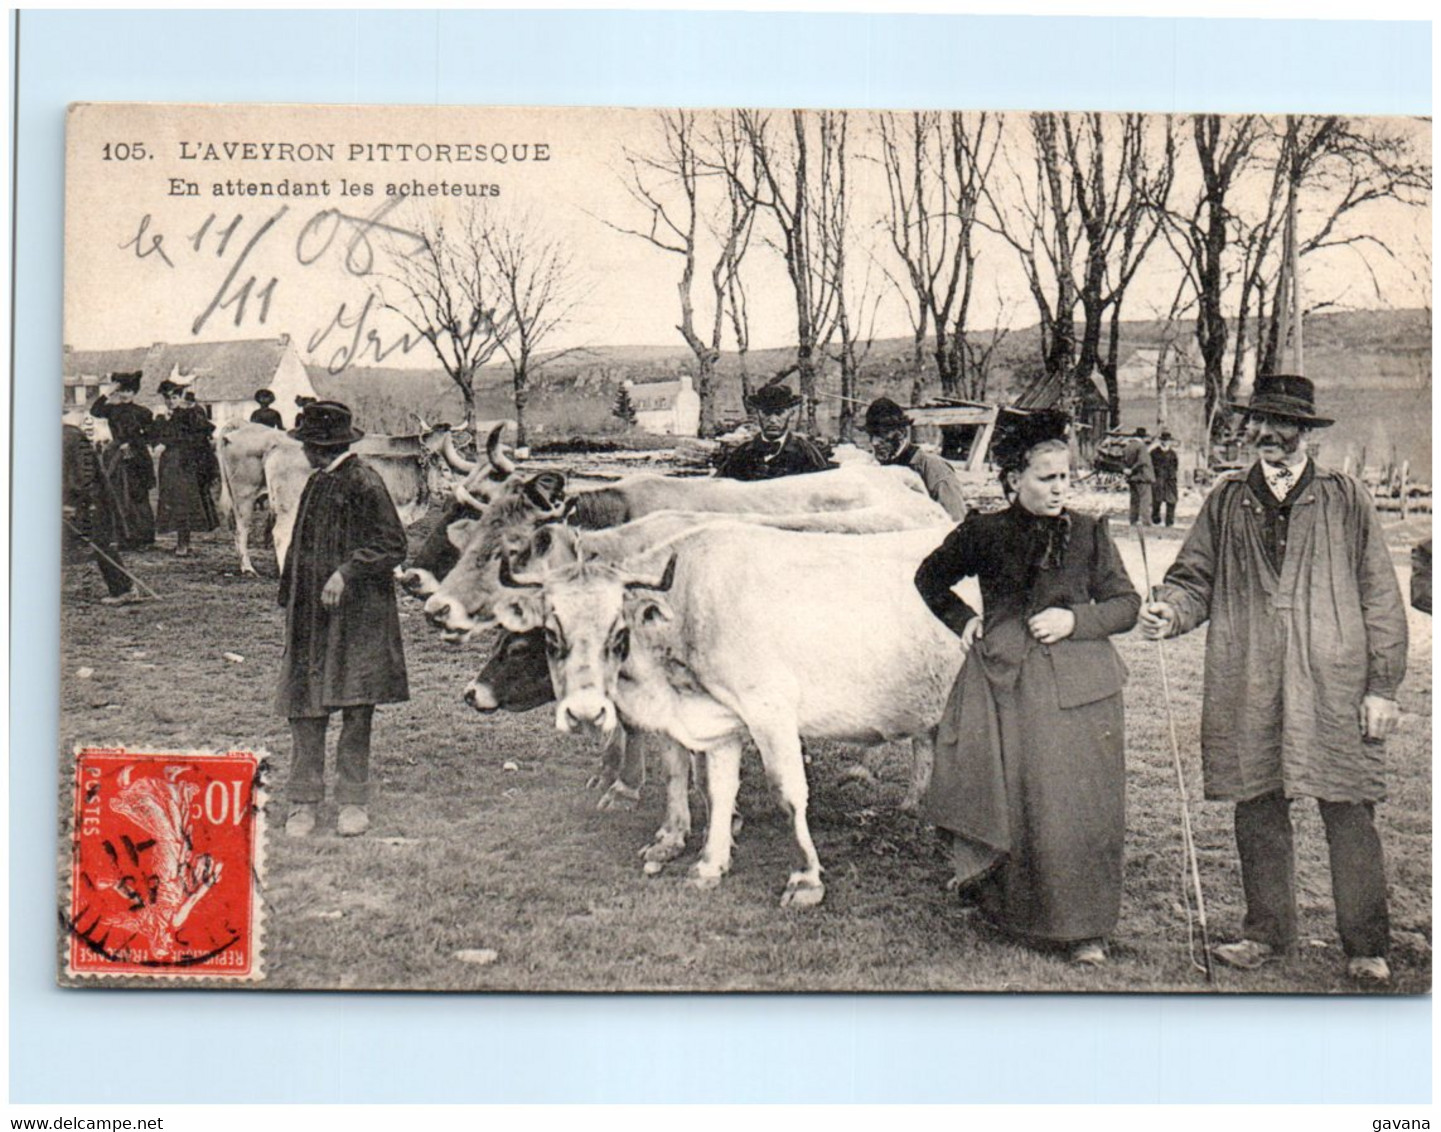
[216,421,476,574]
[491,521,981,907]
[424,459,950,638]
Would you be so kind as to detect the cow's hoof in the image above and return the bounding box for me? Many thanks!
[781,879,825,908]
[597,782,641,811]
[240,566,258,578]
[642,860,667,877]
[639,837,685,865]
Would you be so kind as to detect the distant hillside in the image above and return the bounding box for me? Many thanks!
[310,306,1431,438]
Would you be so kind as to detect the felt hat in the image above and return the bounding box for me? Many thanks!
[1158,430,1174,442]
[1228,373,1333,428]
[111,371,142,394]
[863,397,911,433]
[746,384,802,413]
[157,379,184,399]
[289,400,365,446]
[991,409,1071,473]
[254,388,276,405]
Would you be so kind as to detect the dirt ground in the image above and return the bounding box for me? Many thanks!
[56,493,1432,994]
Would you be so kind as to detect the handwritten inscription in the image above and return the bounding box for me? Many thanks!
[124,199,432,372]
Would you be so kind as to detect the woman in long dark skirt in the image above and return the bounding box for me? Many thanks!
[914,411,1140,966]
[88,371,156,549]
[153,380,219,555]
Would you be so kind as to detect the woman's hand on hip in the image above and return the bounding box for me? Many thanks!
[1027,607,1075,645]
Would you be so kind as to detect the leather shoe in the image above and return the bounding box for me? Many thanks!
[1212,939,1275,971]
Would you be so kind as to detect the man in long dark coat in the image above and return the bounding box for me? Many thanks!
[715,384,830,481]
[1141,375,1408,985]
[1122,426,1155,526]
[63,414,137,604]
[277,401,410,838]
[1149,431,1179,527]
[88,371,156,549]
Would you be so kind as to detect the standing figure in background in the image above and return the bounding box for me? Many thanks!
[250,388,284,429]
[1123,426,1155,526]
[1150,431,1179,527]
[863,397,968,521]
[277,402,410,839]
[1140,375,1408,985]
[63,412,138,605]
[153,380,219,556]
[87,371,155,549]
[715,385,830,481]
[915,410,1139,967]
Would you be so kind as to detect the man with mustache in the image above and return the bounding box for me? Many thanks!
[1140,375,1408,985]
[715,384,830,481]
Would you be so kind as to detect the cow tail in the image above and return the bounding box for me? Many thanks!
[215,426,237,529]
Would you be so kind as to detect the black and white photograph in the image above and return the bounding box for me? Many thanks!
[57,100,1431,994]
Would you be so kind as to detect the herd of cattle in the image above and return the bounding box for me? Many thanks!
[214,420,1170,908]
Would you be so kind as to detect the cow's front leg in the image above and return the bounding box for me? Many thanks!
[641,739,693,875]
[900,732,936,814]
[592,727,644,811]
[750,719,824,907]
[687,737,742,890]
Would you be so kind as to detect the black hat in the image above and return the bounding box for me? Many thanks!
[991,409,1071,474]
[289,400,365,446]
[254,388,276,405]
[746,384,802,413]
[863,397,911,433]
[1158,430,1173,442]
[111,371,142,394]
[1228,373,1333,428]
[1134,426,1149,438]
[157,379,184,399]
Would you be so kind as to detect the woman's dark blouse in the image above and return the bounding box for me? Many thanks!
[915,505,1140,642]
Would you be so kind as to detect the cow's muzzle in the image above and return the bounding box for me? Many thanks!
[398,567,440,598]
[463,679,500,713]
[556,690,617,736]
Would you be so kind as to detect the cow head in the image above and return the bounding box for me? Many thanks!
[494,550,677,736]
[422,470,571,639]
[461,628,556,714]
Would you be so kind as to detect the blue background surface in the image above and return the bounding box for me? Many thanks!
[10,9,1432,1104]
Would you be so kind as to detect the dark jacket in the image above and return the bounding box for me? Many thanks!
[1150,445,1179,503]
[1156,463,1408,802]
[715,431,830,481]
[89,396,156,490]
[250,406,284,429]
[915,505,1139,708]
[275,454,410,716]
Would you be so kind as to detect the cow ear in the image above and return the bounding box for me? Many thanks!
[495,593,542,633]
[525,471,567,511]
[446,517,480,550]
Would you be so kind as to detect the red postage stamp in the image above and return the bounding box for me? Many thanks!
[64,748,265,981]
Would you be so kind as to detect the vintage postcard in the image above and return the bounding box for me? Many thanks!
[59,102,1431,992]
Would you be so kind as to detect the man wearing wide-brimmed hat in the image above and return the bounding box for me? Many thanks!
[862,397,967,521]
[1141,374,1408,985]
[88,371,156,549]
[715,384,830,481]
[276,401,410,839]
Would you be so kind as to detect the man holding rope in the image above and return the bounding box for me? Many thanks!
[1139,375,1408,985]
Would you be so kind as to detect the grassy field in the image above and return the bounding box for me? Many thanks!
[57,502,1431,994]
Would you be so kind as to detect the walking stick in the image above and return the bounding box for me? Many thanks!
[63,518,164,602]
[1135,524,1215,983]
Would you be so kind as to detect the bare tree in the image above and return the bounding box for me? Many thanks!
[735,109,844,436]
[484,214,583,448]
[603,110,757,436]
[379,203,514,433]
[876,111,1000,403]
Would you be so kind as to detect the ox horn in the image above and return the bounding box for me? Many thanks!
[497,553,543,590]
[486,422,515,475]
[624,553,677,593]
[441,431,478,474]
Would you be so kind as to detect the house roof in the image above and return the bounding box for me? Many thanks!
[1012,367,1109,412]
[64,337,294,402]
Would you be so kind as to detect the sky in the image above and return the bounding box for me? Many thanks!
[65,103,1430,372]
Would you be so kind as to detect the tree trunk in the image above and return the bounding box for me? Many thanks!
[695,351,719,437]
[511,368,529,448]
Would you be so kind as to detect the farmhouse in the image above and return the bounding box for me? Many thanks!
[63,334,317,430]
[624,374,701,437]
